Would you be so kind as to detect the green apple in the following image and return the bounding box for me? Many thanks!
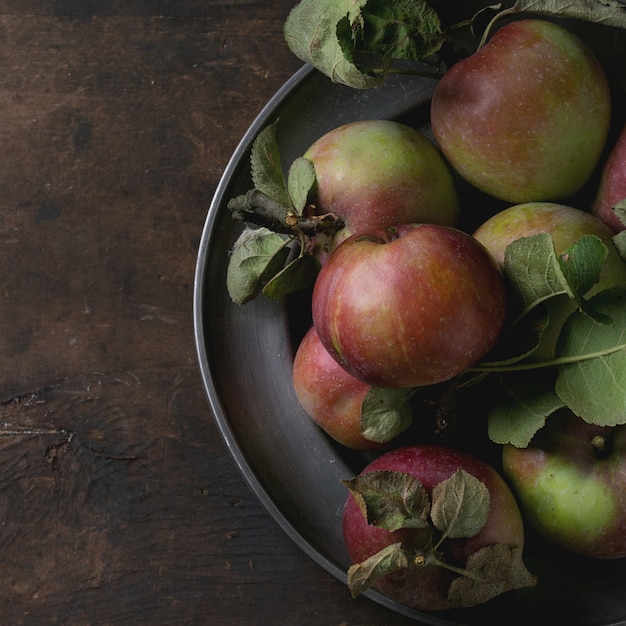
[502,410,626,559]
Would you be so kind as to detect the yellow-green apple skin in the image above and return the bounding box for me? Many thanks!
[431,19,611,204]
[503,411,626,559]
[303,119,460,258]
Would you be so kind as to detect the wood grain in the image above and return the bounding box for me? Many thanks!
[0,2,419,624]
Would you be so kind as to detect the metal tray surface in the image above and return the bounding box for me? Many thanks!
[193,63,626,626]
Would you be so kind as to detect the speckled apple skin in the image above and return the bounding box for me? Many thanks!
[292,326,384,451]
[312,224,507,388]
[593,124,626,233]
[431,19,611,203]
[304,119,461,256]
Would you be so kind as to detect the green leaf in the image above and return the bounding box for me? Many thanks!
[613,199,626,226]
[504,233,608,322]
[559,236,612,324]
[261,251,320,300]
[342,470,430,532]
[347,543,409,598]
[250,122,291,208]
[284,0,443,89]
[353,0,443,61]
[287,157,316,215]
[284,0,385,89]
[360,387,413,443]
[481,0,626,45]
[504,233,573,314]
[226,227,290,304]
[559,235,607,297]
[511,0,626,28]
[447,544,537,608]
[430,470,490,540]
[555,287,626,426]
[228,189,290,229]
[614,232,626,261]
[488,374,565,447]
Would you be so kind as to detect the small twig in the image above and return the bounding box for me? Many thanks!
[228,189,344,237]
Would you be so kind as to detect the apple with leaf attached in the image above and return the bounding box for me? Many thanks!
[293,326,415,450]
[226,118,461,304]
[473,203,626,451]
[474,202,626,362]
[342,444,536,611]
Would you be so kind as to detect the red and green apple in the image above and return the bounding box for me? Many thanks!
[312,223,507,388]
[431,19,611,204]
[303,119,461,258]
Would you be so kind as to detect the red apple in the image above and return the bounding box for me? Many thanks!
[592,124,626,232]
[502,410,626,559]
[431,19,611,203]
[343,444,534,611]
[473,202,626,360]
[292,326,384,450]
[303,119,461,258]
[311,224,507,388]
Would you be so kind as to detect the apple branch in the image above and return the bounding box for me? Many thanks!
[228,189,344,237]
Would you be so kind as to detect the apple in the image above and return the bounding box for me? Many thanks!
[303,119,461,258]
[292,326,385,450]
[592,124,626,233]
[431,19,611,204]
[502,410,626,559]
[342,444,534,611]
[311,223,507,388]
[473,202,626,360]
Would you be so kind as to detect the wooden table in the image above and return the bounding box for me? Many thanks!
[0,2,419,623]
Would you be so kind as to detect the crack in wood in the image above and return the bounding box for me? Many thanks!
[0,385,58,407]
[0,422,72,438]
[89,450,139,462]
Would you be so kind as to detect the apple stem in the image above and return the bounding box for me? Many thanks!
[414,554,426,567]
[425,553,475,580]
[478,7,515,49]
[592,434,607,455]
[470,341,626,374]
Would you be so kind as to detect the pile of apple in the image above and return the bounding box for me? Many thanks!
[229,19,626,610]
[283,18,626,612]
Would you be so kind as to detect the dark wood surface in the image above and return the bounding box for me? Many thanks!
[0,2,420,624]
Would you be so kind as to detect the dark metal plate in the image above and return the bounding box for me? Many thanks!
[194,63,626,626]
